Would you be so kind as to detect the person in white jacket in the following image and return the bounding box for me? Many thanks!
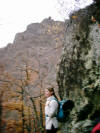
[45,87,59,133]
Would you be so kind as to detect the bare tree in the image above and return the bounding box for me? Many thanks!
[15,59,46,133]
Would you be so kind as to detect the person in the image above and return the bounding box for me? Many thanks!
[92,122,100,133]
[91,117,100,133]
[45,87,59,133]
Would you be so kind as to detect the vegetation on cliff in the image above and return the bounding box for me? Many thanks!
[57,1,100,133]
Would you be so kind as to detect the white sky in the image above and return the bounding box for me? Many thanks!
[0,0,93,48]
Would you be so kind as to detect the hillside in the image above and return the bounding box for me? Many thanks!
[0,18,65,133]
[0,18,65,91]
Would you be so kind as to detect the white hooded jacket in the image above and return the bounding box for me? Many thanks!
[45,95,59,130]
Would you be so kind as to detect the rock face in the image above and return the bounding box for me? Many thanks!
[0,18,65,133]
[0,18,65,91]
[57,2,100,133]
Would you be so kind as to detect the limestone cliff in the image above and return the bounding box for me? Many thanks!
[0,18,65,91]
[57,2,100,133]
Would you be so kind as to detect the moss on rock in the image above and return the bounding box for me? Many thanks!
[57,2,100,133]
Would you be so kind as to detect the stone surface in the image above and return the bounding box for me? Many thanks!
[57,2,100,133]
[0,18,65,92]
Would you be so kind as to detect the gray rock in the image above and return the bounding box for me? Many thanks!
[57,2,100,133]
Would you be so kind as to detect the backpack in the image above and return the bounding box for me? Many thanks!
[51,97,74,122]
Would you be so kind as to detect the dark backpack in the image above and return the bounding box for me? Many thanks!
[51,97,74,122]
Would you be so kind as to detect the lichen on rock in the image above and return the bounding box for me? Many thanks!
[57,2,100,133]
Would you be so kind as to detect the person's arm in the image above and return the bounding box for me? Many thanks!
[45,100,58,118]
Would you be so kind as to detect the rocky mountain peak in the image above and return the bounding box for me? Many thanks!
[0,18,65,90]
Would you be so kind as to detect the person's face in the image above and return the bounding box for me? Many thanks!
[45,89,52,98]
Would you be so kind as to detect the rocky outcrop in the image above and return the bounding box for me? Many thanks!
[57,2,100,133]
[0,18,65,91]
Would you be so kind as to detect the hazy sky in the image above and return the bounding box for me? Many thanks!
[0,0,93,48]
